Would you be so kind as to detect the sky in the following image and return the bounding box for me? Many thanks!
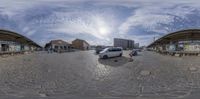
[0,0,200,46]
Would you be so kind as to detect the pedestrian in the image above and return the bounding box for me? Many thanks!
[50,48,53,53]
[129,50,135,62]
[47,48,50,53]
[129,49,138,61]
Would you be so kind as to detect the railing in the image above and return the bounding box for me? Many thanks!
[0,50,34,56]
[158,50,200,57]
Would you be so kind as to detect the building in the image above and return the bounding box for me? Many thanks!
[45,40,71,52]
[89,45,96,50]
[72,39,90,50]
[147,29,200,56]
[134,43,140,49]
[114,38,134,50]
[0,29,41,53]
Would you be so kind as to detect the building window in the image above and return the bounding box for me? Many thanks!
[64,46,67,50]
[55,46,58,49]
[1,44,9,51]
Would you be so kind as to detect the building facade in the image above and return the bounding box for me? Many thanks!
[72,39,90,50]
[114,38,134,50]
[0,29,41,53]
[147,29,200,56]
[45,40,71,52]
[134,43,140,49]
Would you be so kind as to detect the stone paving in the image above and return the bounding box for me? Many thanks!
[0,51,200,98]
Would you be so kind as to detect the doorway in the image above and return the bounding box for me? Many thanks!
[1,44,9,51]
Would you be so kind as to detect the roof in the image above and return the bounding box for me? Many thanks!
[114,38,134,41]
[50,40,70,45]
[0,29,41,48]
[147,29,200,48]
[72,38,89,45]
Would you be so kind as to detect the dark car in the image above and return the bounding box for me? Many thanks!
[95,46,106,54]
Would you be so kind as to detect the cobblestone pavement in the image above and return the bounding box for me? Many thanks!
[0,51,200,99]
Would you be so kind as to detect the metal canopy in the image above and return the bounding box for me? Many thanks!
[148,29,200,47]
[0,29,41,48]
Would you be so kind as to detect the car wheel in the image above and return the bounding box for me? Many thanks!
[103,55,108,59]
[119,53,122,57]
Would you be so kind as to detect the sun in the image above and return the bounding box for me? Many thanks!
[99,27,108,35]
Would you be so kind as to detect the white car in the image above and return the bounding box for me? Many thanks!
[99,47,123,59]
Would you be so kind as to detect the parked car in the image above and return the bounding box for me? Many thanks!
[99,47,123,59]
[95,46,106,54]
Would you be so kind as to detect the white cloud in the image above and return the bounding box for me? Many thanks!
[26,30,36,36]
[0,0,87,17]
[1,0,200,46]
[120,3,197,31]
[48,12,116,41]
[118,1,200,45]
[22,27,29,32]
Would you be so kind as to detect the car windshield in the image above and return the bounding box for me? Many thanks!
[101,48,109,52]
[1,0,200,99]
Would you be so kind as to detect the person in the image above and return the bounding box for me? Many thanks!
[50,47,54,53]
[47,48,50,53]
[129,49,137,61]
[48,47,53,53]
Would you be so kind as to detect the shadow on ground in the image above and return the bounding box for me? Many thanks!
[98,56,130,67]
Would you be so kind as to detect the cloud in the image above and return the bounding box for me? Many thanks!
[118,2,197,34]
[1,0,200,46]
[48,12,115,39]
[117,1,200,45]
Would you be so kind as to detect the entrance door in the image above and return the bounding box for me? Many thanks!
[21,45,24,51]
[1,44,9,52]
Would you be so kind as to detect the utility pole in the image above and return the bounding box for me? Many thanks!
[153,36,156,42]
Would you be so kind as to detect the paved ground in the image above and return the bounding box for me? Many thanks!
[0,50,200,99]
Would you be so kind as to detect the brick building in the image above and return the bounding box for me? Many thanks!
[72,39,90,50]
[45,40,71,52]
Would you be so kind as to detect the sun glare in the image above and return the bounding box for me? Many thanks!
[99,27,108,35]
